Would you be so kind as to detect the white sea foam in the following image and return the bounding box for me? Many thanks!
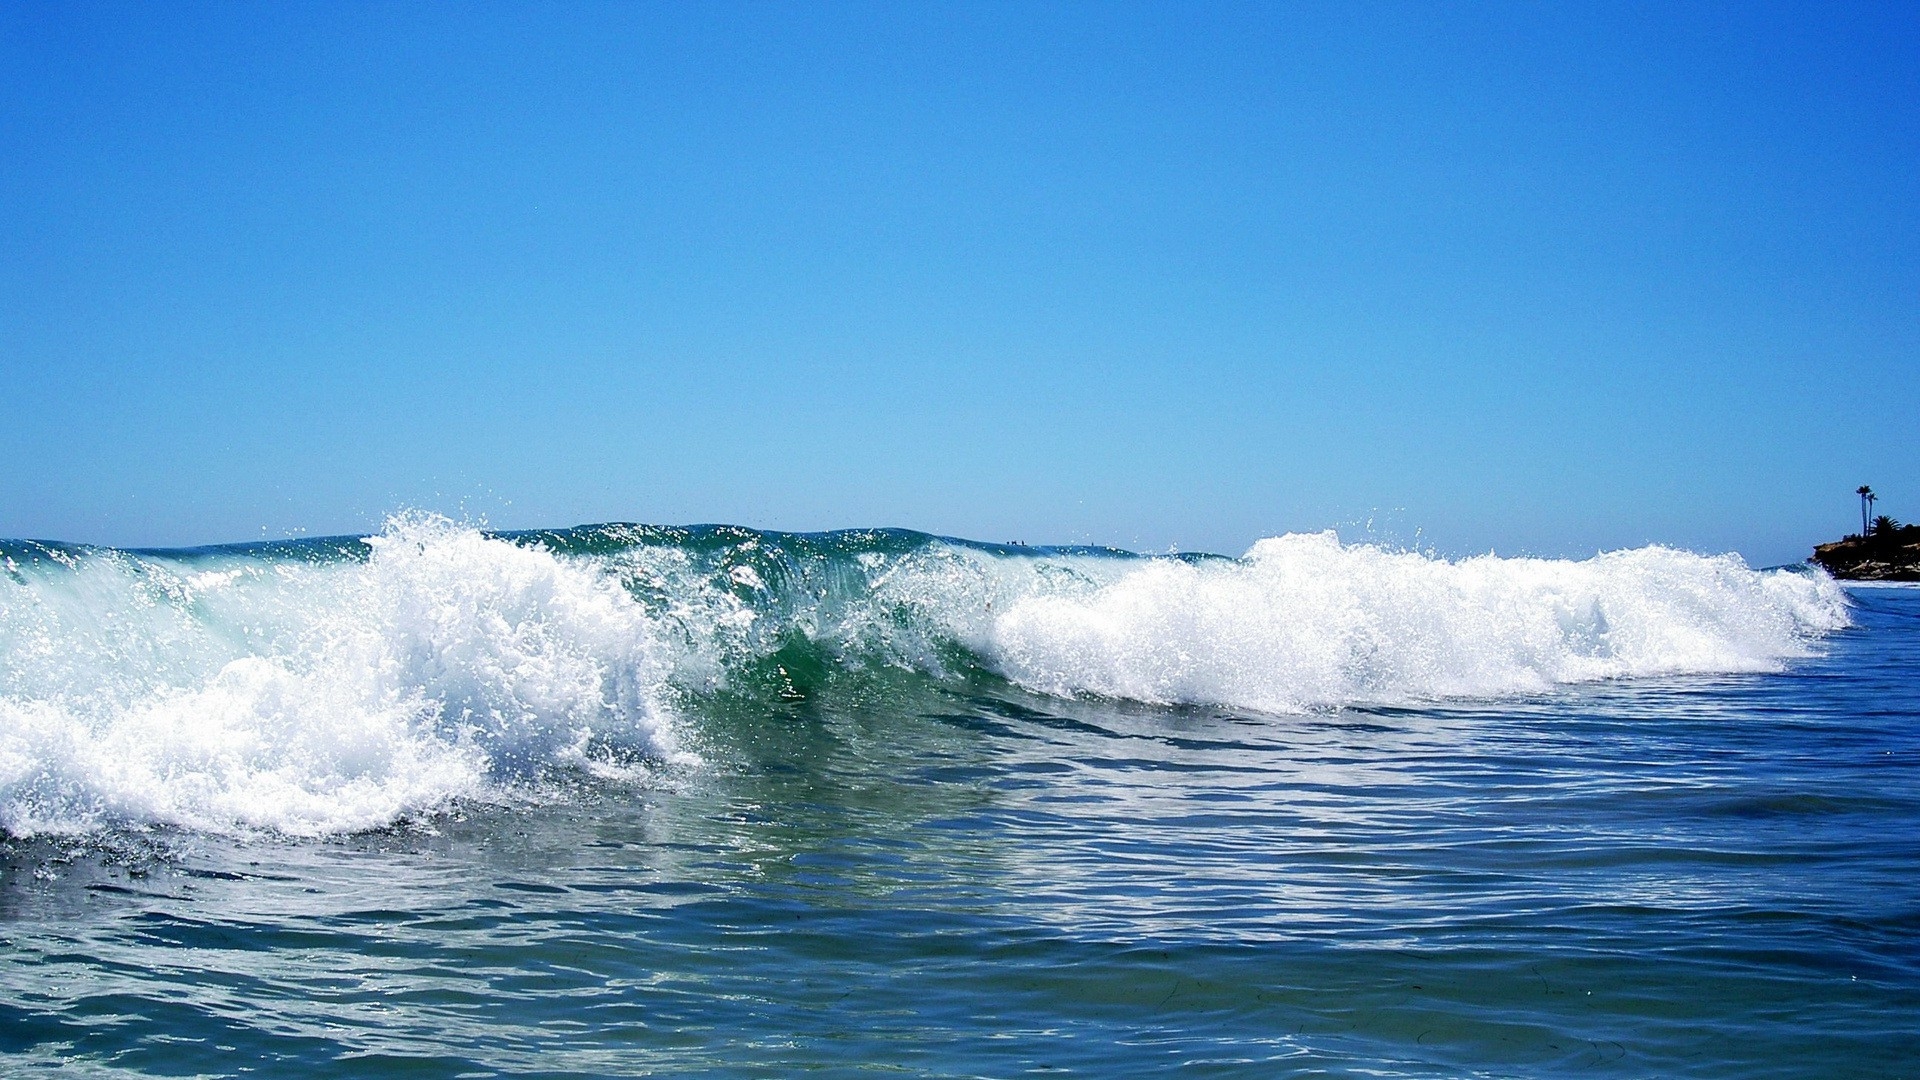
[974,532,1850,713]
[0,515,684,838]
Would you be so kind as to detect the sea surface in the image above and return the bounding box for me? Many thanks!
[0,517,1912,1078]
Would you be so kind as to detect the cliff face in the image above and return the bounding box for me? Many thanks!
[1812,526,1920,581]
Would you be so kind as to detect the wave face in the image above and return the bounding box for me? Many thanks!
[0,516,1848,837]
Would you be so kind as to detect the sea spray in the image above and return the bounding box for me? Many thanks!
[0,515,685,837]
[980,532,1849,713]
[0,517,1848,837]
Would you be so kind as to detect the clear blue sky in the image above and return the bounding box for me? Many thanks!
[3,2,1915,564]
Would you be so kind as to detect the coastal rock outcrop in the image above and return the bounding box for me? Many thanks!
[1812,525,1920,581]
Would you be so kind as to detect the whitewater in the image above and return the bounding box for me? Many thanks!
[0,515,1847,839]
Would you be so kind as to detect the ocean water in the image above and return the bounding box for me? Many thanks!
[0,516,1912,1078]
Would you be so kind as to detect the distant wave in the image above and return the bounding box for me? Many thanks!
[0,515,1849,838]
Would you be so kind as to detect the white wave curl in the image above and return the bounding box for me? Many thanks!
[0,515,683,838]
[980,532,1848,713]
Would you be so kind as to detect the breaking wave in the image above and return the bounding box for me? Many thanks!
[0,516,1848,837]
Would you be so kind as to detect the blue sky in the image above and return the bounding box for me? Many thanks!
[3,2,1915,564]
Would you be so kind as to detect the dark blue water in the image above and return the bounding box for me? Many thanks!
[2,578,1913,1078]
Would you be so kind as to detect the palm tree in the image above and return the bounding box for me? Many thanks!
[1858,486,1876,535]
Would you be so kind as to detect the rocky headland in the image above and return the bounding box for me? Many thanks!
[1812,523,1920,581]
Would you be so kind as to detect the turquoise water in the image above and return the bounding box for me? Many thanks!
[0,521,1911,1076]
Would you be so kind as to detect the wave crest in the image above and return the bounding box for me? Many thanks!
[0,515,681,837]
[982,531,1848,713]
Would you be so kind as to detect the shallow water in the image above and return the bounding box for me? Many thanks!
[0,527,1912,1077]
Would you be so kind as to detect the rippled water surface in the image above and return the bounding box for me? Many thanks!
[2,563,1914,1077]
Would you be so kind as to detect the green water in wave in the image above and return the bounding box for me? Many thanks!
[3,590,1917,1077]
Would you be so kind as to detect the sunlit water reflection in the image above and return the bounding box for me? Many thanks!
[3,589,1915,1077]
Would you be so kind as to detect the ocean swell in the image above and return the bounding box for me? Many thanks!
[0,517,1848,837]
